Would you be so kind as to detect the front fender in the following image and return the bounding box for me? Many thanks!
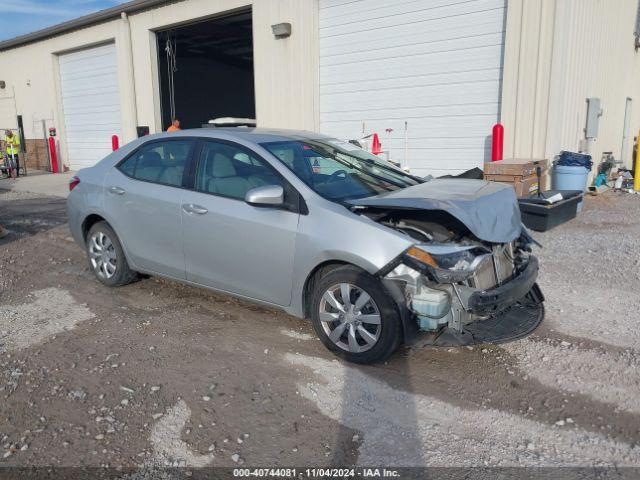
[286,200,413,318]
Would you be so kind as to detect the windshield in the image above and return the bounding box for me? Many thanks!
[261,138,421,201]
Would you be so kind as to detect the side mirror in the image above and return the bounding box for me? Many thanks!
[245,185,284,207]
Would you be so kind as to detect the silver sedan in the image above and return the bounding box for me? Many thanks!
[67,128,544,363]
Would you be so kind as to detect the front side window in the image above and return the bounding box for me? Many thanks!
[118,140,191,187]
[195,141,282,200]
[261,138,421,201]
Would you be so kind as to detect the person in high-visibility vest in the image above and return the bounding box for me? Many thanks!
[4,129,21,178]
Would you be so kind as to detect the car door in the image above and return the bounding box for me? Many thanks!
[181,140,300,306]
[103,138,194,279]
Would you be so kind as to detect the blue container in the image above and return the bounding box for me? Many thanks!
[558,151,593,170]
[553,165,589,212]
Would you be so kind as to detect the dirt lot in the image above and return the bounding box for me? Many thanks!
[1,188,639,470]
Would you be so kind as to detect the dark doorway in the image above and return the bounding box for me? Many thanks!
[157,10,255,131]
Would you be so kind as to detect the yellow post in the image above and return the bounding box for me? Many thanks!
[636,130,640,191]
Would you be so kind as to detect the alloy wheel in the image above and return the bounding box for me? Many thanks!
[88,231,117,279]
[318,283,381,353]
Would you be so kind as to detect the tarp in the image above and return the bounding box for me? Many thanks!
[348,179,522,244]
[557,151,593,170]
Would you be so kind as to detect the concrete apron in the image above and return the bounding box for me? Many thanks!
[0,170,74,198]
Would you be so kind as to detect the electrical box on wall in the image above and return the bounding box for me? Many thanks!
[271,23,292,38]
[585,97,602,139]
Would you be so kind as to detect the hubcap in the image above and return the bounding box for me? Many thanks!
[88,231,117,279]
[319,283,381,353]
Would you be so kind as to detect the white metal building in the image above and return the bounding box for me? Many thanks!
[319,0,506,175]
[0,0,639,178]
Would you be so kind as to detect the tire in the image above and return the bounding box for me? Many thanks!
[310,265,402,364]
[86,221,137,287]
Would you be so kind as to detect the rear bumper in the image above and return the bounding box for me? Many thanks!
[467,255,541,316]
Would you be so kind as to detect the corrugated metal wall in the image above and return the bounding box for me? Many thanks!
[502,0,640,173]
[319,0,507,177]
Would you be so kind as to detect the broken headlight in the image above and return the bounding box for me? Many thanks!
[403,244,491,284]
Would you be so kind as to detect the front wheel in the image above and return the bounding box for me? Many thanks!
[310,266,401,364]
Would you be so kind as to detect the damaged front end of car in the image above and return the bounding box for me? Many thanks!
[350,180,545,346]
[380,235,543,346]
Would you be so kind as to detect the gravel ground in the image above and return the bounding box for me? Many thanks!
[0,188,639,470]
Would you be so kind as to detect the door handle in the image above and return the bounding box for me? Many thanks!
[182,203,208,215]
[108,186,125,195]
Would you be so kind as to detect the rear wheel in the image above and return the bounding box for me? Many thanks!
[86,221,137,287]
[310,266,401,364]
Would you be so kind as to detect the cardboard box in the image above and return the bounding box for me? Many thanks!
[484,158,549,178]
[484,158,549,197]
[484,174,543,197]
[517,176,542,197]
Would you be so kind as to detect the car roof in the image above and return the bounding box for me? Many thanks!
[140,127,335,144]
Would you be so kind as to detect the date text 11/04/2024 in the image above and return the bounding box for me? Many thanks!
[233,468,401,478]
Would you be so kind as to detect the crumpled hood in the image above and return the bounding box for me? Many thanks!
[347,179,522,243]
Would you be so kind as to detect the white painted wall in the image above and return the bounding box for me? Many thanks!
[0,20,125,167]
[126,0,319,134]
[0,86,18,131]
[0,0,319,169]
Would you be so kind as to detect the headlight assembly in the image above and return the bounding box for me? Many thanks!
[404,244,491,283]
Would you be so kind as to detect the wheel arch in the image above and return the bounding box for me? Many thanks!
[80,212,139,272]
[302,260,350,320]
[81,213,108,241]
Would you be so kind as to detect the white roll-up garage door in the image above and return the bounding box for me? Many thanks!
[319,0,506,177]
[59,43,122,170]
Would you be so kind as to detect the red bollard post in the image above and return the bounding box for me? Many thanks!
[48,136,59,173]
[111,135,119,151]
[491,123,504,162]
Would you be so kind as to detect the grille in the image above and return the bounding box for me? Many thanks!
[467,243,515,290]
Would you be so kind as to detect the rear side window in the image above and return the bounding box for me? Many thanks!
[118,140,192,187]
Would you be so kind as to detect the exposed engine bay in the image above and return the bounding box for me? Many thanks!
[358,206,544,345]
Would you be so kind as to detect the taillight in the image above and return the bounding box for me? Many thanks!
[69,176,80,191]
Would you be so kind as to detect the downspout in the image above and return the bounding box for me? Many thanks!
[121,12,138,140]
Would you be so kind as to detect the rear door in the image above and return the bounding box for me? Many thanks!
[181,140,299,306]
[104,139,194,278]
